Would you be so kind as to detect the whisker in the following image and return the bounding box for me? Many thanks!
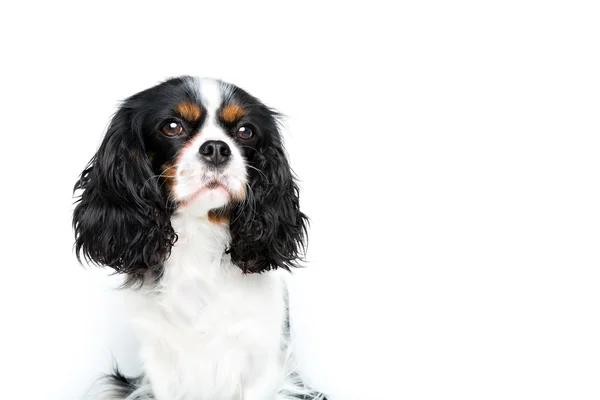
[141,172,175,189]
[229,181,257,225]
[245,164,267,181]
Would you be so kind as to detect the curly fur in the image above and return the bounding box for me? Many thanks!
[229,144,308,273]
[73,105,177,287]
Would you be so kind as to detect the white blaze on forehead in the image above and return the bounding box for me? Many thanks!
[197,78,223,116]
[185,78,226,140]
[197,79,225,141]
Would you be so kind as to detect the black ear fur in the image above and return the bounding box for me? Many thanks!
[72,107,176,286]
[228,140,308,274]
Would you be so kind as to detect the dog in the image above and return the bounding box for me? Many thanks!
[73,76,325,400]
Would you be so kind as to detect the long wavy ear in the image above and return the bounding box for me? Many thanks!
[229,138,309,274]
[72,106,176,286]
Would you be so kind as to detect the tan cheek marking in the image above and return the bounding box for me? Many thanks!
[175,101,202,121]
[208,209,230,224]
[162,163,178,192]
[220,104,245,123]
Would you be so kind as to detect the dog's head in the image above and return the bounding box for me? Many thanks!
[73,77,307,285]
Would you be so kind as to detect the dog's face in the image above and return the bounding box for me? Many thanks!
[73,77,307,285]
[139,78,273,215]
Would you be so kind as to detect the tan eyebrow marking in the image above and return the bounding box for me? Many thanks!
[175,101,202,121]
[220,104,245,123]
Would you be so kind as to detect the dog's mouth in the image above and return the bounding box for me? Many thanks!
[174,165,248,208]
[197,178,231,196]
[205,180,223,190]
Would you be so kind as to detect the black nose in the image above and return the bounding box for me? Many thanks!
[199,140,231,167]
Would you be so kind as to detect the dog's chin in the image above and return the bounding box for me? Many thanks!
[177,185,232,217]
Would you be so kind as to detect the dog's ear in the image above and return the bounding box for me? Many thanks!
[228,118,308,273]
[73,106,176,286]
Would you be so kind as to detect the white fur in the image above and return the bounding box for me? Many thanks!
[119,208,322,400]
[125,211,289,400]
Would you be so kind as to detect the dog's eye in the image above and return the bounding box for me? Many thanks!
[237,126,253,140]
[161,121,184,136]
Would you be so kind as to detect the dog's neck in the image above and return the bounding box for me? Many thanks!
[170,209,231,257]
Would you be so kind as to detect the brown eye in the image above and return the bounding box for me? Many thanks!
[237,126,253,139]
[161,121,184,136]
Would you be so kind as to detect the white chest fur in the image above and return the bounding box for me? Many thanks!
[125,212,288,400]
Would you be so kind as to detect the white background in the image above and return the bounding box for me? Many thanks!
[1,1,599,399]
